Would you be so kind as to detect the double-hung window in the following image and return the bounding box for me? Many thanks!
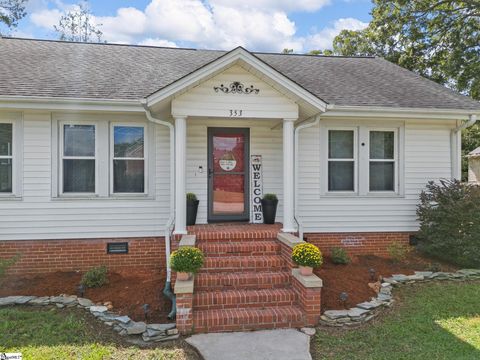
[0,123,13,193]
[61,124,96,194]
[328,129,356,192]
[369,130,397,192]
[112,125,145,194]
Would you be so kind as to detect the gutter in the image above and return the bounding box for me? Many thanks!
[451,114,477,180]
[294,114,321,239]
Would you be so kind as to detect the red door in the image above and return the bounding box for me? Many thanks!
[208,128,249,222]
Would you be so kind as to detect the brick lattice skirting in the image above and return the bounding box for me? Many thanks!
[304,232,412,257]
[0,237,166,275]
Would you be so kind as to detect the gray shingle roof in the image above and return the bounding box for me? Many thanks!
[1,37,479,110]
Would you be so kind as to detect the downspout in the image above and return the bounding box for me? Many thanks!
[294,114,321,239]
[451,114,477,180]
[141,99,177,319]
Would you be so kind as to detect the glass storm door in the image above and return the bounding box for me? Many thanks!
[208,128,249,222]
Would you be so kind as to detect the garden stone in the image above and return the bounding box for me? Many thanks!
[415,271,433,277]
[380,286,392,295]
[14,296,36,304]
[126,321,147,335]
[113,315,131,324]
[458,269,480,275]
[147,323,176,331]
[77,298,93,307]
[0,296,27,306]
[348,307,370,318]
[356,300,383,310]
[56,303,65,308]
[301,327,316,336]
[90,305,108,313]
[146,328,165,338]
[406,274,424,281]
[113,325,123,332]
[152,334,180,342]
[29,296,50,305]
[382,277,398,285]
[392,274,408,282]
[167,328,179,335]
[377,293,392,302]
[104,322,114,326]
[323,310,349,319]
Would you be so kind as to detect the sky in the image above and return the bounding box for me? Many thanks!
[10,0,373,53]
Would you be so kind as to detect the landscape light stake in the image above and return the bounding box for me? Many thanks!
[143,303,150,321]
[369,268,376,281]
[340,292,349,308]
[77,284,85,298]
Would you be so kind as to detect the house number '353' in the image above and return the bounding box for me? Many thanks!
[229,110,243,117]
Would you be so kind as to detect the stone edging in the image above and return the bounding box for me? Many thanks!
[320,268,480,327]
[0,295,179,342]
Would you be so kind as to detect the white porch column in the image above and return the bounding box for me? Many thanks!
[282,118,296,233]
[174,116,188,235]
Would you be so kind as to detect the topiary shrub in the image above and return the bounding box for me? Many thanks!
[170,246,204,274]
[417,179,480,267]
[81,265,108,288]
[186,192,197,202]
[330,247,351,265]
[292,243,323,268]
[0,253,21,279]
[263,193,278,201]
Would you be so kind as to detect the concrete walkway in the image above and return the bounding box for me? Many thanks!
[186,329,312,360]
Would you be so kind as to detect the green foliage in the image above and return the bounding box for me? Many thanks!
[308,49,334,56]
[330,247,351,265]
[54,1,103,42]
[417,179,480,267]
[333,1,480,101]
[282,48,294,54]
[0,0,27,33]
[170,246,204,274]
[81,265,108,288]
[387,242,410,262]
[262,193,278,201]
[462,123,480,180]
[292,243,323,268]
[186,192,198,202]
[0,253,21,278]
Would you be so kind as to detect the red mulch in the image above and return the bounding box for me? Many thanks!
[0,251,457,320]
[0,270,174,323]
[317,251,457,310]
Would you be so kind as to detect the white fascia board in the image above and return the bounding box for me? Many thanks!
[324,105,480,120]
[0,95,144,113]
[146,47,327,113]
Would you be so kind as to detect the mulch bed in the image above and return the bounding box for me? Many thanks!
[316,251,457,310]
[0,270,173,323]
[0,251,457,321]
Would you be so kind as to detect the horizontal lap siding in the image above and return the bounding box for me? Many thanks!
[186,118,283,224]
[298,120,454,233]
[0,113,171,241]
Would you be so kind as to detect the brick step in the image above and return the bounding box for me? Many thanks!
[195,271,291,291]
[193,288,297,310]
[193,306,305,333]
[197,240,281,256]
[201,255,285,272]
[193,235,278,242]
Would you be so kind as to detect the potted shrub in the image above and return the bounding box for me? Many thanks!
[170,246,204,281]
[261,193,278,224]
[292,243,323,276]
[186,193,199,226]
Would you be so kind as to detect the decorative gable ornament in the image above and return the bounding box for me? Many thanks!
[214,81,260,95]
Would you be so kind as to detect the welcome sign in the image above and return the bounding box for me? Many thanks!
[251,155,263,223]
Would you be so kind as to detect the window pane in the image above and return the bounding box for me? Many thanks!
[64,125,95,157]
[370,162,394,191]
[0,159,12,192]
[114,126,144,158]
[114,160,144,193]
[328,161,354,191]
[63,159,95,193]
[329,130,354,159]
[0,123,12,156]
[370,131,394,159]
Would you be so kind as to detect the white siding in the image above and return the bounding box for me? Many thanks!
[186,118,283,224]
[0,112,171,240]
[297,119,455,233]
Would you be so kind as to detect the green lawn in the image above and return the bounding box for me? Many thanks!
[0,306,198,360]
[313,281,480,360]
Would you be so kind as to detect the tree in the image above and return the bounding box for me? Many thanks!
[54,2,103,43]
[0,0,27,34]
[307,49,334,56]
[333,0,480,179]
[282,48,293,54]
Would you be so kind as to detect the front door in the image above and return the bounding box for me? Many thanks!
[208,128,250,222]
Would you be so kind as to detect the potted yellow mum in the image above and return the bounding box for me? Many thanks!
[292,243,323,276]
[170,246,204,281]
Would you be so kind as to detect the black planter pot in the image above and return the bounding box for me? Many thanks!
[261,199,278,224]
[186,200,199,226]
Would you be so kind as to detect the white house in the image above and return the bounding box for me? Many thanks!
[0,37,479,332]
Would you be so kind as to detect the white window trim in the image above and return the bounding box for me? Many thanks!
[367,128,398,195]
[110,122,148,196]
[58,121,98,197]
[0,114,23,199]
[324,127,358,195]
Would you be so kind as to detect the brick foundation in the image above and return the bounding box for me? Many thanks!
[0,237,166,275]
[176,292,194,334]
[304,232,412,257]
